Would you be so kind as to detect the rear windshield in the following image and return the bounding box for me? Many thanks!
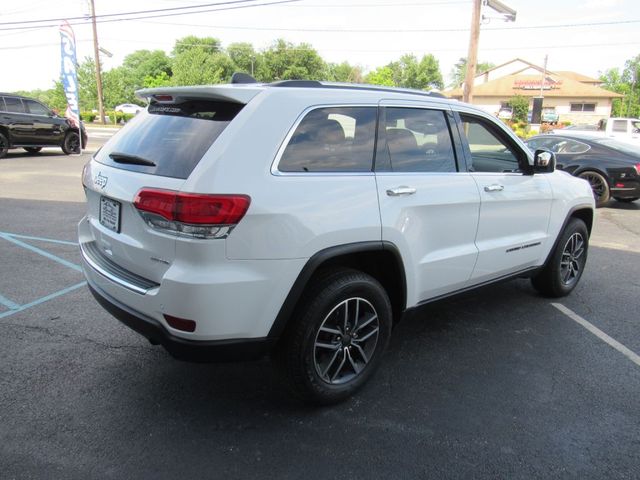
[94,99,243,179]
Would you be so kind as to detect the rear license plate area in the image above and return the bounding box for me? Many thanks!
[100,196,121,233]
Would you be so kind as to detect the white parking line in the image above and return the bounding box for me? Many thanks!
[552,303,640,368]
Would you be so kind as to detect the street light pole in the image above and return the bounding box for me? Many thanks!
[89,0,106,124]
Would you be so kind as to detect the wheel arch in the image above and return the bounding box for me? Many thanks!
[268,241,407,340]
[0,125,12,145]
[574,167,612,186]
[542,205,594,268]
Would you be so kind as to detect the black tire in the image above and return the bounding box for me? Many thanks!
[23,147,42,154]
[578,170,610,207]
[531,218,589,297]
[61,131,80,155]
[613,197,639,203]
[275,268,392,405]
[0,132,8,159]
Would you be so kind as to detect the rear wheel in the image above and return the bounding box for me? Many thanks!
[61,131,80,155]
[275,269,392,405]
[578,171,610,207]
[613,197,639,203]
[531,218,589,297]
[23,147,42,154]
[0,132,8,159]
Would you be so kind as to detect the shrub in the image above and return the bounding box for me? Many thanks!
[80,111,96,122]
[507,95,530,123]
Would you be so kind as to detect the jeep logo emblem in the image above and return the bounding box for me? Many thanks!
[94,172,108,189]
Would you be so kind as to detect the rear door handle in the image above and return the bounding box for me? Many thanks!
[386,186,416,196]
[484,184,504,192]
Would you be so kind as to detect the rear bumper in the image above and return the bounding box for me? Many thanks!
[87,280,275,363]
[610,179,640,198]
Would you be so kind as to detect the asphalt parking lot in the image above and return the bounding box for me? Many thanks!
[1,144,639,479]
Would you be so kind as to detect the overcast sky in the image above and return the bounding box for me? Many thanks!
[1,0,639,92]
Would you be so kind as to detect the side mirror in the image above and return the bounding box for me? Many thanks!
[533,149,555,173]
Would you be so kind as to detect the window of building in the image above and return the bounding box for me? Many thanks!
[570,103,596,112]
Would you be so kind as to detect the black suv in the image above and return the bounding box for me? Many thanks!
[0,93,87,158]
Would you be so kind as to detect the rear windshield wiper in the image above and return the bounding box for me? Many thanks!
[109,152,156,167]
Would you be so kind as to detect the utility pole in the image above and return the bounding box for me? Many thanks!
[89,0,106,124]
[463,0,516,104]
[463,0,482,104]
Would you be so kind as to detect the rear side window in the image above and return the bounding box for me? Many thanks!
[278,107,376,172]
[4,97,25,113]
[0,97,6,111]
[382,108,456,172]
[94,100,243,179]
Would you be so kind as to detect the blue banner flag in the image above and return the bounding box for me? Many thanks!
[59,21,80,130]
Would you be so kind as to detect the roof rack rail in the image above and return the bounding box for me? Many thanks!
[231,72,258,84]
[267,80,446,98]
[270,80,323,88]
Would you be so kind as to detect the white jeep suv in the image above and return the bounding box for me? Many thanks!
[79,77,595,404]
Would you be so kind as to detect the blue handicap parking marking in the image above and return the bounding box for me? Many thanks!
[0,231,86,319]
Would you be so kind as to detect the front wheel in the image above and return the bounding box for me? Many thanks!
[531,218,589,297]
[578,171,610,207]
[61,132,80,155]
[613,197,639,203]
[275,269,392,405]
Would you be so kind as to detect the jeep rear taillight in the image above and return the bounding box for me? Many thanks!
[133,188,250,239]
[634,163,640,175]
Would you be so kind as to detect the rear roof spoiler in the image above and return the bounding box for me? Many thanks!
[136,84,264,105]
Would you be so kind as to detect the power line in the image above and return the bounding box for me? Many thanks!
[0,0,264,26]
[0,0,302,32]
[138,17,640,33]
[3,39,638,54]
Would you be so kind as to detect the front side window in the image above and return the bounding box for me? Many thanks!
[459,114,522,173]
[382,108,456,172]
[4,97,25,113]
[25,100,50,116]
[278,107,376,172]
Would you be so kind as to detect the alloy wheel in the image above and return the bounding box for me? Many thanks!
[313,297,380,385]
[560,232,585,286]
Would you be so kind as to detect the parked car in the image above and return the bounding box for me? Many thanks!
[79,76,594,404]
[497,106,513,120]
[526,133,640,206]
[0,93,87,158]
[541,107,559,124]
[114,103,144,115]
[554,117,640,144]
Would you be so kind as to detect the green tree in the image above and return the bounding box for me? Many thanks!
[392,54,443,90]
[364,65,395,87]
[325,62,363,83]
[601,54,640,117]
[227,42,260,76]
[122,49,172,92]
[507,95,529,123]
[449,57,495,88]
[77,56,98,111]
[258,39,325,82]
[172,48,235,86]
[143,72,172,88]
[172,36,221,56]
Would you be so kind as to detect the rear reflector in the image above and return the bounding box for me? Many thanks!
[133,188,250,239]
[164,314,196,333]
[635,163,640,175]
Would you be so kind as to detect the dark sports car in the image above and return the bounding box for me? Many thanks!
[526,133,640,207]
